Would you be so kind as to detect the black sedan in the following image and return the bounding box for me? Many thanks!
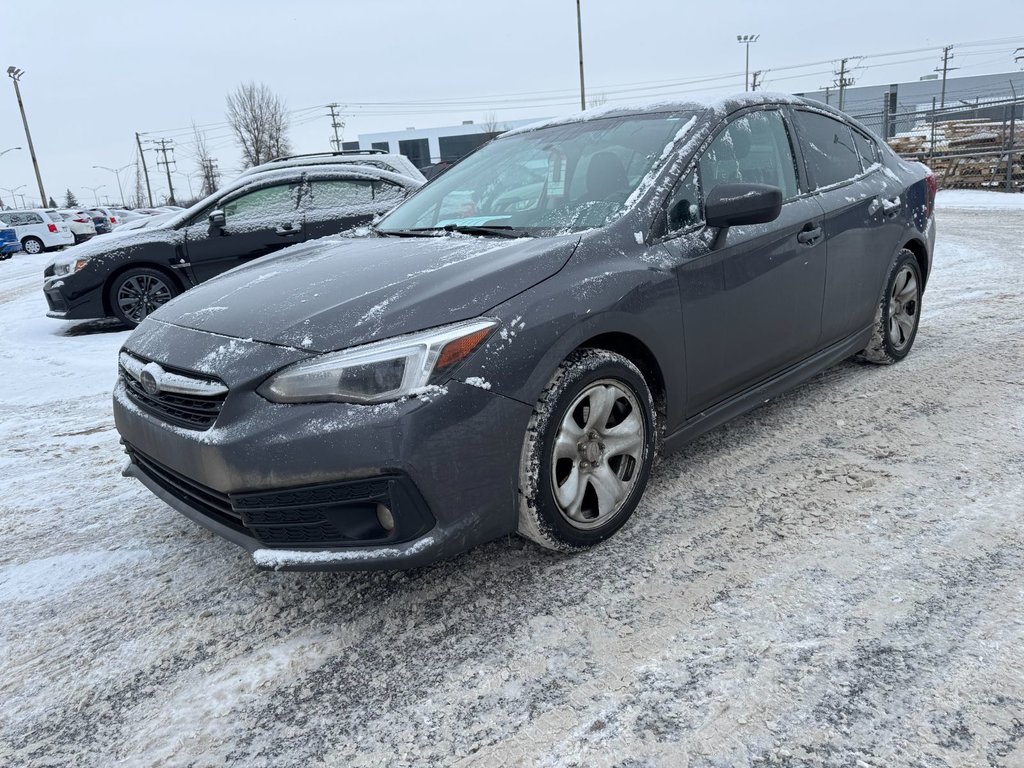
[112,94,935,570]
[43,165,422,326]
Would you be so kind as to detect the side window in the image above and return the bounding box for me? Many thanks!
[852,130,879,171]
[304,180,374,212]
[698,110,799,202]
[665,167,703,233]
[793,111,862,188]
[6,213,26,226]
[372,181,406,204]
[222,184,298,222]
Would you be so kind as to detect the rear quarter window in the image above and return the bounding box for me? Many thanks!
[852,130,880,170]
[793,110,863,189]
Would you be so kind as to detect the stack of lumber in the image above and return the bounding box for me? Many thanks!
[889,118,1024,191]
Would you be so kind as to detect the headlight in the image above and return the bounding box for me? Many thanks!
[53,258,89,276]
[258,318,497,404]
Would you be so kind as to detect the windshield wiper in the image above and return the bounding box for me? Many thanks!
[411,224,529,238]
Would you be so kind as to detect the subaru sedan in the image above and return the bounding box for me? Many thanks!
[113,94,935,570]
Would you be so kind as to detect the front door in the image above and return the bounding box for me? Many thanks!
[660,109,828,416]
[184,182,305,283]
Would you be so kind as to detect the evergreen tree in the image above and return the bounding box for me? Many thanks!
[47,196,57,208]
[63,189,79,208]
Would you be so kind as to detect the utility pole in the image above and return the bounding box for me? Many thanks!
[6,67,47,207]
[200,157,219,197]
[152,138,176,205]
[823,86,831,106]
[576,0,586,110]
[737,34,760,92]
[750,71,763,92]
[834,58,855,111]
[135,132,154,207]
[326,104,345,151]
[935,45,958,109]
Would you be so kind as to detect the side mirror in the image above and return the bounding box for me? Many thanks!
[705,183,783,229]
[209,209,226,229]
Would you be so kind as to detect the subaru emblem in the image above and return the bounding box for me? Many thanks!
[139,362,165,396]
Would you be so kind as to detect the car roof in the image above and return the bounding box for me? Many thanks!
[501,92,829,137]
[238,152,426,183]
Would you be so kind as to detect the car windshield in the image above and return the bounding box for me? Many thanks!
[377,112,697,237]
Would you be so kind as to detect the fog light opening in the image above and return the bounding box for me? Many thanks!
[376,503,395,533]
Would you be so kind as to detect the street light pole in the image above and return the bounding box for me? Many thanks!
[0,184,26,210]
[93,164,132,206]
[84,185,105,206]
[6,67,48,207]
[737,34,760,92]
[1,146,22,158]
[576,0,586,110]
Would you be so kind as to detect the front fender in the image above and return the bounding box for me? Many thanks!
[455,261,686,432]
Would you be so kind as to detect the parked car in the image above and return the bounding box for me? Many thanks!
[44,162,423,325]
[89,207,124,228]
[0,218,23,260]
[109,211,177,233]
[82,210,113,235]
[111,94,935,571]
[53,209,98,244]
[2,209,74,253]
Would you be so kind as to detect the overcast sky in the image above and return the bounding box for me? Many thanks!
[2,0,1022,207]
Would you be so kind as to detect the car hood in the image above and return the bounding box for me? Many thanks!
[149,233,579,352]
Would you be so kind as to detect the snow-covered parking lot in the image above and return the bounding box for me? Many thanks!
[1,192,1022,767]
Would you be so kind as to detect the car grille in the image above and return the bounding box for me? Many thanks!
[119,354,226,430]
[125,443,244,531]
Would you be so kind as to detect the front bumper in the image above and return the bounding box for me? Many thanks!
[43,273,107,320]
[1,242,21,255]
[112,322,533,570]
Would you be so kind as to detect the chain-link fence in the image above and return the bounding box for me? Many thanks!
[847,97,1023,192]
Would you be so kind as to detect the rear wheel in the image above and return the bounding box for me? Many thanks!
[21,237,43,255]
[518,349,656,551]
[860,249,922,364]
[108,267,178,327]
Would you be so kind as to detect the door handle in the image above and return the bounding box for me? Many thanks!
[882,196,902,217]
[797,224,823,245]
[275,224,301,236]
[868,197,883,216]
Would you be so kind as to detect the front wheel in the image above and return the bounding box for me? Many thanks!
[517,349,656,551]
[860,249,922,364]
[108,267,178,327]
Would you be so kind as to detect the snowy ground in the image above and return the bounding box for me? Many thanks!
[1,196,1022,766]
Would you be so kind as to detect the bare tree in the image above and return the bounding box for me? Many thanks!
[588,92,609,108]
[193,122,221,197]
[225,82,291,168]
[481,111,509,139]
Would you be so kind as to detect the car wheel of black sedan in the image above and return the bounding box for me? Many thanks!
[109,267,178,327]
[518,349,656,551]
[861,249,922,365]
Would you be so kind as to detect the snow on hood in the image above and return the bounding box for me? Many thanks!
[148,232,580,353]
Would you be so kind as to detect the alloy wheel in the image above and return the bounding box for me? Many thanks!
[888,265,919,351]
[550,379,646,530]
[23,239,41,255]
[116,274,172,324]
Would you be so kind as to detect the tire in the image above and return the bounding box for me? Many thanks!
[108,267,178,327]
[517,349,656,551]
[21,237,43,255]
[860,249,922,365]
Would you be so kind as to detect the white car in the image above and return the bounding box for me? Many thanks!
[52,209,98,244]
[2,209,74,253]
[108,211,177,232]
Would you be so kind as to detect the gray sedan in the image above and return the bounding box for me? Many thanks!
[112,94,936,570]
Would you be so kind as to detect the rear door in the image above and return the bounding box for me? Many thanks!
[301,177,409,240]
[184,181,305,283]
[789,109,904,344]
[660,108,828,415]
